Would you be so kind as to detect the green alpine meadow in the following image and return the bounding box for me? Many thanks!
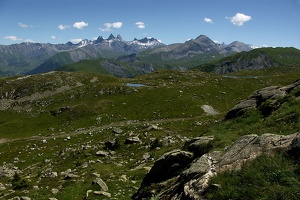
[0,42,300,199]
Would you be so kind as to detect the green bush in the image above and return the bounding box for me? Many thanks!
[11,173,29,190]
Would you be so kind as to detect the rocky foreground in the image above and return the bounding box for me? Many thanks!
[133,79,300,200]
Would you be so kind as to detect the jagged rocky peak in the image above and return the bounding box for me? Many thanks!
[116,34,124,41]
[108,34,116,40]
[94,36,104,44]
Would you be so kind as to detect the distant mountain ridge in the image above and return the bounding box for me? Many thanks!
[0,34,164,76]
[137,35,252,62]
[1,34,255,76]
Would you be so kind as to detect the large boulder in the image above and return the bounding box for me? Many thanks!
[132,133,298,200]
[225,79,300,120]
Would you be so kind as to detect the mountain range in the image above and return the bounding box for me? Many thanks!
[0,34,252,76]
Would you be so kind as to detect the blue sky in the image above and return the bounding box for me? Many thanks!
[0,0,299,48]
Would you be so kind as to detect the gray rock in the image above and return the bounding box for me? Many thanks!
[96,150,109,157]
[225,99,257,119]
[113,127,123,134]
[64,173,79,179]
[140,150,193,185]
[94,191,111,197]
[0,183,6,191]
[287,132,300,160]
[21,197,31,200]
[105,138,119,150]
[124,136,141,144]
[92,178,108,191]
[51,188,59,195]
[184,136,214,157]
[133,133,298,200]
[217,133,296,172]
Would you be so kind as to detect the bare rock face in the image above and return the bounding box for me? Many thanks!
[132,133,299,200]
[216,133,297,172]
[225,79,300,120]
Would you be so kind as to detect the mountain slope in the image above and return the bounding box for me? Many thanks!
[136,35,252,65]
[0,35,164,76]
[196,47,300,73]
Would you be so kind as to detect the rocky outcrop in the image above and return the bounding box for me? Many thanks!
[132,79,300,199]
[132,133,299,200]
[225,79,300,119]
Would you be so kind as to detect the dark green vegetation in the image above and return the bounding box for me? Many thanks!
[207,153,300,200]
[0,53,300,199]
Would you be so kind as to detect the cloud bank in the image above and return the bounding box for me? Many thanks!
[100,22,123,32]
[70,38,83,43]
[4,36,22,41]
[135,22,146,28]
[18,22,33,28]
[58,24,70,30]
[228,13,252,26]
[73,21,88,30]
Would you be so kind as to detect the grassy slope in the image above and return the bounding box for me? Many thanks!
[0,66,299,199]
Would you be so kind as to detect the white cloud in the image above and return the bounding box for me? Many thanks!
[100,22,123,32]
[135,22,146,29]
[204,18,213,23]
[73,21,88,30]
[24,39,34,43]
[51,36,56,39]
[18,22,33,28]
[70,38,83,43]
[228,13,252,26]
[4,36,22,41]
[58,24,70,30]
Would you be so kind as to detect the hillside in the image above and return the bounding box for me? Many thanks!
[0,66,300,199]
[196,47,300,73]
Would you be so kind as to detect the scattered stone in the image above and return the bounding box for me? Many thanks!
[105,138,120,150]
[124,136,141,144]
[96,150,109,157]
[92,172,101,177]
[64,173,79,180]
[145,124,161,131]
[48,198,58,200]
[94,191,111,198]
[41,169,58,178]
[81,162,88,168]
[51,188,59,195]
[86,190,93,198]
[0,183,6,191]
[201,105,220,115]
[113,127,123,134]
[33,185,39,190]
[119,175,127,182]
[92,178,108,191]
